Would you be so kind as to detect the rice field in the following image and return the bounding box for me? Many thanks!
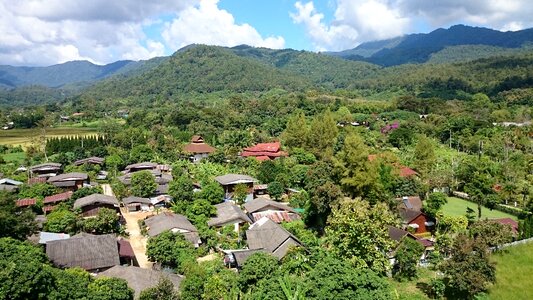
[0,127,98,148]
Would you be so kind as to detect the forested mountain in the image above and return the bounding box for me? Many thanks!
[0,57,167,88]
[329,25,533,66]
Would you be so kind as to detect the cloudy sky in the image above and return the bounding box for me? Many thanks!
[1,0,532,66]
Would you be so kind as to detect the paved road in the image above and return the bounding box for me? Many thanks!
[102,183,153,269]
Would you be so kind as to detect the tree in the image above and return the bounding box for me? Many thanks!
[82,208,120,234]
[44,207,79,234]
[306,109,338,159]
[18,183,58,200]
[440,234,495,299]
[424,192,448,217]
[281,111,308,149]
[306,254,391,300]
[238,252,279,292]
[146,230,196,271]
[413,135,436,182]
[393,238,424,281]
[0,237,55,300]
[325,199,396,274]
[233,183,249,205]
[334,132,380,200]
[195,181,224,204]
[49,268,92,300]
[87,277,134,300]
[305,181,342,231]
[130,170,157,198]
[469,220,513,248]
[267,181,284,201]
[139,277,179,300]
[0,193,37,240]
[168,174,194,202]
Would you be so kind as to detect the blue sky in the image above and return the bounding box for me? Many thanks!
[1,0,532,66]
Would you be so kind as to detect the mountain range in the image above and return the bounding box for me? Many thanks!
[1,24,533,107]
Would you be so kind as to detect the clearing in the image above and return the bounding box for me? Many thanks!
[489,241,533,299]
[441,197,517,220]
[0,127,98,148]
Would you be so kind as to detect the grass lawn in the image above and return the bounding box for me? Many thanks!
[0,127,98,148]
[388,268,434,300]
[441,197,517,220]
[1,152,26,164]
[489,242,533,299]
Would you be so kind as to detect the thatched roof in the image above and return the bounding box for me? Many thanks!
[208,202,252,227]
[98,266,183,298]
[47,172,88,182]
[246,217,302,259]
[46,233,119,270]
[214,174,256,185]
[73,194,119,209]
[122,196,152,205]
[144,213,200,246]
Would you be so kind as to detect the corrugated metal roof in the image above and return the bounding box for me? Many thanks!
[16,198,37,207]
[44,191,73,204]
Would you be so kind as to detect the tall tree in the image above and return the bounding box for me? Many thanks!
[282,111,308,149]
[306,109,338,159]
[0,193,37,240]
[130,170,157,198]
[325,199,397,274]
[334,132,380,200]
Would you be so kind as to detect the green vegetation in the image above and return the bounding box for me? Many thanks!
[490,242,533,300]
[441,197,517,220]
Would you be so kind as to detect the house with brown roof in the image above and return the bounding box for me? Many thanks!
[208,202,252,232]
[388,226,435,264]
[246,217,303,259]
[73,194,120,217]
[240,142,288,161]
[30,162,62,178]
[97,266,183,298]
[243,197,300,223]
[215,174,257,202]
[399,209,435,235]
[46,233,120,272]
[73,156,105,166]
[122,196,153,212]
[43,191,73,212]
[16,198,37,208]
[144,212,201,247]
[124,162,157,173]
[47,172,89,191]
[183,135,216,163]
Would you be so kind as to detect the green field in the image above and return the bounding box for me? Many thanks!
[0,127,98,148]
[489,242,533,299]
[441,197,517,220]
[1,152,26,164]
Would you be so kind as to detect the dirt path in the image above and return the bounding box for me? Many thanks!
[102,184,153,269]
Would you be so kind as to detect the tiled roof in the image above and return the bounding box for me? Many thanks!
[243,142,281,153]
[16,198,37,207]
[44,191,73,204]
[43,205,57,213]
[183,142,216,154]
[399,166,419,178]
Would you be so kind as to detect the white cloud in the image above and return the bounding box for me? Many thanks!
[292,0,533,51]
[162,0,285,50]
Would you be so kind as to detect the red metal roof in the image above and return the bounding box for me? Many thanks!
[44,191,73,204]
[251,211,300,223]
[28,177,47,185]
[492,218,518,234]
[118,239,135,258]
[16,198,37,207]
[243,142,281,153]
[399,166,418,178]
[43,205,57,213]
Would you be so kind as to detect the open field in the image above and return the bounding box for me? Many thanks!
[441,197,517,220]
[0,127,98,148]
[489,242,533,299]
[1,152,26,164]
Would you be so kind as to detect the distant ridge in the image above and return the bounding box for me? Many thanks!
[328,24,533,66]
